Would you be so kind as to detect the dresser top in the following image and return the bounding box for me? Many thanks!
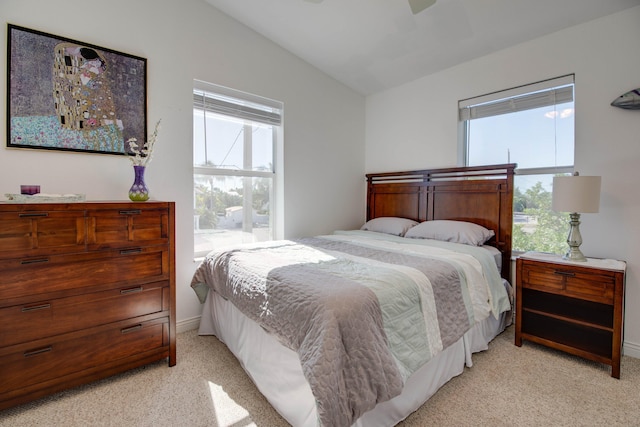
[0,200,173,211]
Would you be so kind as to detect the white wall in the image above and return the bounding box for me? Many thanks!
[0,0,366,328]
[366,6,640,356]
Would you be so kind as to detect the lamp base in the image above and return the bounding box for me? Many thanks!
[563,212,587,262]
[563,248,587,262]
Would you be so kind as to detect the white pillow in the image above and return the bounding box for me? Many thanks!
[360,217,419,237]
[404,220,495,246]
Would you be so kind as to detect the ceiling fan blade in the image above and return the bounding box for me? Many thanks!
[408,0,436,14]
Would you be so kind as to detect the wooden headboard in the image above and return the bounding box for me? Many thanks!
[366,164,516,280]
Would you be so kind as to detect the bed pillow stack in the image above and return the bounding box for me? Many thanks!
[404,220,494,246]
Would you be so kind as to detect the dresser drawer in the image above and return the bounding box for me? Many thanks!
[87,207,169,250]
[520,261,615,304]
[0,318,168,395]
[0,210,86,259]
[0,246,169,302]
[0,281,169,347]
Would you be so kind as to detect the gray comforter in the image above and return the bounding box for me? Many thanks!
[191,231,510,427]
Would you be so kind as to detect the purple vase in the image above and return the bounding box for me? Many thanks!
[129,165,150,201]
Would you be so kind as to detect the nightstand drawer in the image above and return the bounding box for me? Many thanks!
[521,262,615,304]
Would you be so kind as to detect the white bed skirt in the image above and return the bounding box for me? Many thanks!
[199,287,510,427]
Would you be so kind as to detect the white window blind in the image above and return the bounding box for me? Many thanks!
[193,80,282,126]
[459,75,574,121]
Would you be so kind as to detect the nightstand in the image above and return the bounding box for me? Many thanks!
[515,252,626,378]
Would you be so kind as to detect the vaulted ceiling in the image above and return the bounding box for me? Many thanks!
[205,0,640,95]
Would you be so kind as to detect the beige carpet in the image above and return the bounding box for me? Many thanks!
[1,326,639,427]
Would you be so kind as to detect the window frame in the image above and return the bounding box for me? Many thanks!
[458,75,576,255]
[193,80,284,258]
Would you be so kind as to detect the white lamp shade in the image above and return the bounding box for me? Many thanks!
[552,175,601,213]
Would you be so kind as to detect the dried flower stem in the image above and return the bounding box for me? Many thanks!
[126,119,161,166]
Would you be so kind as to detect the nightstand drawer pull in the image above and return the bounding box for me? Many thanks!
[120,286,143,295]
[119,209,142,215]
[21,303,51,312]
[24,346,52,357]
[21,258,50,265]
[119,248,142,255]
[18,212,49,218]
[121,324,143,334]
[553,270,575,277]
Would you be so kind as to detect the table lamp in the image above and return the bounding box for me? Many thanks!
[552,172,601,262]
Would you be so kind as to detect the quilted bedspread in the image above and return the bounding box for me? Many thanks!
[191,231,510,427]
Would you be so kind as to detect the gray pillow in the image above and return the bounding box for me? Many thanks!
[404,220,495,246]
[360,217,419,237]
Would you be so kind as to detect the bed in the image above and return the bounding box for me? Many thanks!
[191,163,516,427]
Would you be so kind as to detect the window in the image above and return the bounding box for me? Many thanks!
[193,81,283,257]
[459,75,575,254]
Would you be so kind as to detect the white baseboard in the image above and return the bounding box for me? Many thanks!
[177,316,201,333]
[624,340,640,359]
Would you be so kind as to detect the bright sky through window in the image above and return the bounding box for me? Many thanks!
[193,110,273,173]
[467,102,574,190]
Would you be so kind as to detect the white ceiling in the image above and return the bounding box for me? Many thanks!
[204,0,640,96]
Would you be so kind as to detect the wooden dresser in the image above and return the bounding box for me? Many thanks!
[0,201,176,409]
[515,252,626,378]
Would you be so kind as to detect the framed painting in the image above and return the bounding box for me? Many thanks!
[6,24,147,155]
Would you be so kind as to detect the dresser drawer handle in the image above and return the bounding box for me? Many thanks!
[18,212,49,217]
[24,346,52,358]
[120,248,142,255]
[21,303,52,312]
[21,258,50,265]
[119,209,142,215]
[121,324,143,334]
[554,270,576,277]
[120,286,143,295]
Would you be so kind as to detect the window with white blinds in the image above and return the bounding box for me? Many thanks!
[459,75,575,255]
[193,80,283,257]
